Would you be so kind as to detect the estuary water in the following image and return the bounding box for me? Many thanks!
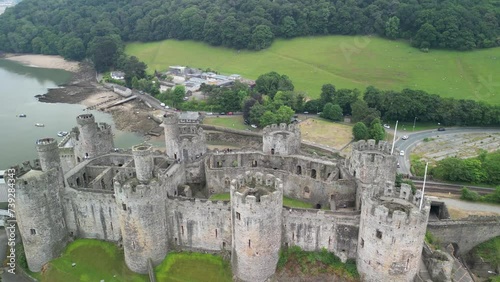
[0,59,145,169]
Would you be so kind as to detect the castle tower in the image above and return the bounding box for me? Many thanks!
[162,113,180,160]
[12,138,68,272]
[348,140,397,185]
[75,114,114,161]
[114,167,167,273]
[36,138,61,172]
[356,186,430,282]
[262,123,301,155]
[132,144,154,183]
[230,171,283,282]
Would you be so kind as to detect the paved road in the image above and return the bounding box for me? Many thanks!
[391,127,500,175]
[0,229,31,282]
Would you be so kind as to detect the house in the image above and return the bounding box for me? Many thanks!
[111,71,125,80]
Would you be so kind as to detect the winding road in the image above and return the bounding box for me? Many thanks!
[392,127,500,176]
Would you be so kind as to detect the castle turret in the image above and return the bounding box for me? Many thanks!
[262,123,301,155]
[356,185,430,282]
[162,113,180,160]
[132,144,154,183]
[162,112,206,162]
[74,114,114,161]
[11,138,68,272]
[348,140,397,185]
[230,171,283,282]
[114,167,167,273]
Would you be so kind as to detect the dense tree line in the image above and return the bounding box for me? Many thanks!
[305,85,500,127]
[0,0,498,68]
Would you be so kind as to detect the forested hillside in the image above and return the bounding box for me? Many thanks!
[0,0,498,65]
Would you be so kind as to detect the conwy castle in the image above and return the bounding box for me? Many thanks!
[7,113,500,281]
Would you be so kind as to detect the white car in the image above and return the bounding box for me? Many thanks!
[160,103,166,107]
[402,135,409,140]
[383,124,390,129]
[400,150,405,156]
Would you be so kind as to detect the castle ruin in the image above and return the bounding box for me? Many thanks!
[8,113,433,282]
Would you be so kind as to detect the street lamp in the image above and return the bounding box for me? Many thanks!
[413,117,417,132]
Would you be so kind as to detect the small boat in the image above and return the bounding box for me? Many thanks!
[18,114,27,118]
[57,131,68,137]
[35,123,44,127]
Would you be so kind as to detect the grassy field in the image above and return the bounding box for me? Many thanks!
[40,239,148,282]
[203,115,253,130]
[299,118,353,150]
[126,36,500,104]
[155,252,232,282]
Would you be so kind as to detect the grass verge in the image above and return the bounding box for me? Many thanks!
[203,116,252,131]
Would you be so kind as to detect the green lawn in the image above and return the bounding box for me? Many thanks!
[126,36,500,104]
[40,239,148,282]
[209,193,315,209]
[155,252,232,282]
[203,115,252,130]
[209,192,230,201]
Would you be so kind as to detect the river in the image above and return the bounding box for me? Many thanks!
[0,59,146,169]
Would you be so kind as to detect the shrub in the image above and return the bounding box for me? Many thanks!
[461,187,481,202]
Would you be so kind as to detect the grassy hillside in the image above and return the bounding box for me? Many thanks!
[126,36,500,104]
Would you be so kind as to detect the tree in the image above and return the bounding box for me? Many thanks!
[87,35,122,72]
[255,72,294,99]
[352,122,369,140]
[260,111,278,127]
[385,16,400,39]
[276,105,294,124]
[172,85,185,106]
[250,25,274,50]
[320,84,336,104]
[321,103,343,121]
[369,118,385,141]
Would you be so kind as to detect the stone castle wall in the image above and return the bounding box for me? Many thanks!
[167,197,231,251]
[62,188,121,241]
[282,208,360,259]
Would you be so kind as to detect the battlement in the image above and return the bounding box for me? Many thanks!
[263,123,300,135]
[76,113,96,126]
[364,194,430,225]
[132,144,153,156]
[170,196,231,208]
[352,139,392,154]
[35,138,58,151]
[97,122,111,132]
[9,160,41,178]
[162,113,179,125]
[230,171,283,205]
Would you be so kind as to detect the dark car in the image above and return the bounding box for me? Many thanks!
[438,127,446,131]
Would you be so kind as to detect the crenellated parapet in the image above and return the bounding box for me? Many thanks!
[230,171,283,205]
[262,123,301,156]
[132,143,154,183]
[352,139,392,154]
[8,160,41,178]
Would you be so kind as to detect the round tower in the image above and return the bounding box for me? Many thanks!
[356,191,430,282]
[230,171,283,282]
[13,165,68,272]
[114,174,167,273]
[76,114,98,159]
[161,113,180,160]
[348,139,397,185]
[35,138,61,172]
[132,144,154,183]
[262,123,301,155]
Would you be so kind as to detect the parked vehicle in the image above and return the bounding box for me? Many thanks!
[399,150,405,156]
[438,127,446,131]
[402,135,409,140]
[383,124,390,129]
